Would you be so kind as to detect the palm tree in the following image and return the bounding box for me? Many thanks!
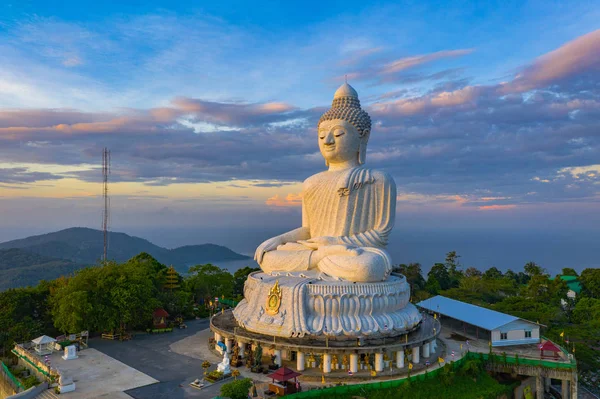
[202,360,211,375]
[232,369,240,380]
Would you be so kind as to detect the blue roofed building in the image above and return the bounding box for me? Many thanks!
[416,296,542,347]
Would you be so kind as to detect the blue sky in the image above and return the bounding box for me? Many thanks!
[0,1,599,271]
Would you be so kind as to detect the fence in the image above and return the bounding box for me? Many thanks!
[287,350,575,398]
[1,360,24,392]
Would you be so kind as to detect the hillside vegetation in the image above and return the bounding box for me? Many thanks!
[0,227,250,290]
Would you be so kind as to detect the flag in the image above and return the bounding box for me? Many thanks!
[434,313,437,320]
[321,375,325,384]
[438,357,444,363]
[370,370,376,377]
[460,344,463,350]
[560,331,564,338]
[408,363,413,370]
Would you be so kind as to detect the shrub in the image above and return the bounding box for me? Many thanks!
[220,378,253,399]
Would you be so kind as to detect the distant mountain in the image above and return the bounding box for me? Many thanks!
[0,227,251,290]
[0,248,83,291]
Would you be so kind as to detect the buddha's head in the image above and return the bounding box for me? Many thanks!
[318,83,371,166]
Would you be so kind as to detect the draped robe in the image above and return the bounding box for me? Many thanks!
[260,166,396,282]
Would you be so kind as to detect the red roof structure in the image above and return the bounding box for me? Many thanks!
[267,366,302,382]
[539,340,561,358]
[153,309,169,318]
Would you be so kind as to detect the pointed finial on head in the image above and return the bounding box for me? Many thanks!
[345,74,347,84]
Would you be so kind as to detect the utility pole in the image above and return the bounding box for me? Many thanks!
[102,147,111,263]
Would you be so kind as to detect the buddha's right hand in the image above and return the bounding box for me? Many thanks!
[254,236,284,264]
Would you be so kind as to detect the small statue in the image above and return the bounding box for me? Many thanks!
[217,352,231,374]
[270,353,277,365]
[253,343,263,368]
[233,344,240,361]
[332,354,339,369]
[342,355,349,370]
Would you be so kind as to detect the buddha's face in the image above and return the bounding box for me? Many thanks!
[318,119,362,165]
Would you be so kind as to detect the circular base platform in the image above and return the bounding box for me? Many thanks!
[211,310,440,354]
[233,272,423,338]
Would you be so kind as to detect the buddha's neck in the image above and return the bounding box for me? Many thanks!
[328,159,360,172]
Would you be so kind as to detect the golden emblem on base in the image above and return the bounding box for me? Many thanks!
[266,280,282,315]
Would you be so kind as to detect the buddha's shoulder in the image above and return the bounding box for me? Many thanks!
[302,171,329,189]
[368,168,395,184]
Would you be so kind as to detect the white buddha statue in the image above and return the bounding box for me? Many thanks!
[255,83,395,283]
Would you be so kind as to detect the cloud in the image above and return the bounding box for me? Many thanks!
[478,205,518,211]
[339,49,474,84]
[501,29,600,93]
[265,193,302,207]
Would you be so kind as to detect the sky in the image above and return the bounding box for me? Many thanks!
[0,1,599,273]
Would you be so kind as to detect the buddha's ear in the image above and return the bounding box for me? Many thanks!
[358,132,369,165]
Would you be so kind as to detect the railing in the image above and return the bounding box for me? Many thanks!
[11,345,59,380]
[1,360,24,392]
[286,351,576,399]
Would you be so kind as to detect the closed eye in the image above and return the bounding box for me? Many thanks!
[334,132,345,137]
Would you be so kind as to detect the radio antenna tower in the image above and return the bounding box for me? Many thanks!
[102,147,111,263]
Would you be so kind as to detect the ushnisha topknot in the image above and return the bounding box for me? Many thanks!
[318,83,372,138]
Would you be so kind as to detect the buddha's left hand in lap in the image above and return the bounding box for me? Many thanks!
[297,236,341,249]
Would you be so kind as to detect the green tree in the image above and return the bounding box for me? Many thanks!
[220,378,253,399]
[465,267,482,278]
[580,268,600,298]
[233,266,260,298]
[483,267,503,280]
[445,251,463,288]
[398,263,427,293]
[428,263,451,291]
[186,264,234,303]
[524,262,546,277]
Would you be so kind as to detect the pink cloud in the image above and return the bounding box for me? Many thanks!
[381,49,474,75]
[502,29,600,93]
[265,193,302,207]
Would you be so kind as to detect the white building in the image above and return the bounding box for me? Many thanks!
[417,295,542,347]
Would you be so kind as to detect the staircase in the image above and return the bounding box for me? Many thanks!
[35,389,59,399]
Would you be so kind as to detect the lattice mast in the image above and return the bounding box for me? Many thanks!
[102,147,111,262]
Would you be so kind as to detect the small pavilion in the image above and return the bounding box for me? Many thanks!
[539,340,562,359]
[267,366,302,396]
[152,308,169,329]
[32,335,56,356]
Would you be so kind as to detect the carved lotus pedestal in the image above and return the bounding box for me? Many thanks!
[232,272,422,338]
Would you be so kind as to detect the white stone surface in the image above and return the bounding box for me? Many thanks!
[375,353,384,372]
[396,350,405,368]
[62,345,78,360]
[412,346,420,364]
[323,353,332,373]
[217,352,231,374]
[349,354,358,373]
[233,272,422,337]
[296,352,305,371]
[253,83,395,283]
[50,349,157,399]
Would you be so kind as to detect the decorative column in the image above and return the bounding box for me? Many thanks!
[429,341,435,355]
[431,339,437,352]
[396,350,405,369]
[349,354,359,373]
[225,338,233,354]
[214,332,221,342]
[238,341,245,359]
[570,376,578,399]
[544,377,551,393]
[296,352,305,371]
[412,346,420,364]
[536,376,543,399]
[561,380,569,399]
[422,343,430,358]
[375,353,384,372]
[323,353,332,373]
[274,349,282,367]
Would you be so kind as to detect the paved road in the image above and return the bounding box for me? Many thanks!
[90,319,225,399]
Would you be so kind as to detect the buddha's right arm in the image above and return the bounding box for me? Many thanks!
[278,226,311,244]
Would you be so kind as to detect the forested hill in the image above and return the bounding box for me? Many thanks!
[0,227,250,290]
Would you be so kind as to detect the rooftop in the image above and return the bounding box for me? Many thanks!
[416,295,541,331]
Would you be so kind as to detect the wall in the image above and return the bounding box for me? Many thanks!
[513,376,537,399]
[492,319,540,347]
[6,383,48,399]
